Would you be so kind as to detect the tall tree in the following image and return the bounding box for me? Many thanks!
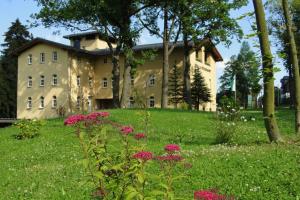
[253,0,282,142]
[282,0,300,134]
[168,64,183,108]
[0,19,32,118]
[191,67,211,110]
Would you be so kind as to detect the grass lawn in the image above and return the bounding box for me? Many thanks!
[0,108,300,199]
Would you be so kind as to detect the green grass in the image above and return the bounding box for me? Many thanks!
[0,109,300,199]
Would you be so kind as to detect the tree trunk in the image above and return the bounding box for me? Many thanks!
[253,0,282,142]
[161,6,169,109]
[288,69,295,109]
[183,33,192,110]
[112,54,120,108]
[120,55,132,108]
[282,0,300,134]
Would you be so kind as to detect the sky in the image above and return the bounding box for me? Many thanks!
[0,0,287,89]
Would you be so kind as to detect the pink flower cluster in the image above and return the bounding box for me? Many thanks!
[132,151,153,161]
[64,112,109,125]
[165,144,180,152]
[194,190,228,200]
[120,126,134,135]
[64,114,86,125]
[134,133,146,140]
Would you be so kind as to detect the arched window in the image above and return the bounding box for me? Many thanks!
[40,96,44,108]
[77,75,81,87]
[40,75,45,87]
[28,76,32,88]
[52,96,57,108]
[149,96,155,108]
[52,74,58,86]
[149,74,155,87]
[76,96,81,109]
[27,97,32,109]
[102,77,108,88]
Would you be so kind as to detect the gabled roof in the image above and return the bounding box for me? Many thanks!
[16,37,223,62]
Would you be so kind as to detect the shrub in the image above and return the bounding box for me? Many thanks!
[56,105,66,117]
[14,119,43,139]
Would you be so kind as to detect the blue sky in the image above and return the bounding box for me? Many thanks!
[0,0,287,88]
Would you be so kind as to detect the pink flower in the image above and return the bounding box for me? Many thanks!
[86,112,110,120]
[164,144,181,152]
[64,114,86,125]
[134,133,146,140]
[132,151,153,161]
[120,126,134,135]
[156,154,183,162]
[194,190,228,200]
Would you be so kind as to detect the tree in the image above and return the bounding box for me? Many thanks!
[282,0,300,134]
[0,19,32,118]
[191,67,211,110]
[168,64,183,108]
[220,42,261,108]
[253,0,282,142]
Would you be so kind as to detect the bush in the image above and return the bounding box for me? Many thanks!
[56,105,66,117]
[14,119,43,139]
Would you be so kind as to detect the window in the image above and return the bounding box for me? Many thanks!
[149,96,155,108]
[104,57,108,64]
[88,77,93,88]
[28,54,32,65]
[52,51,58,62]
[28,76,32,88]
[52,74,58,86]
[40,96,44,109]
[111,77,114,88]
[205,52,210,66]
[27,97,32,109]
[196,50,202,62]
[76,96,81,109]
[52,96,57,108]
[77,76,81,87]
[40,75,45,87]
[102,77,108,88]
[149,74,155,87]
[131,75,135,86]
[129,97,135,108]
[40,53,45,64]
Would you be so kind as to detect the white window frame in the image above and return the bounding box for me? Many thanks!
[28,54,32,65]
[102,77,108,88]
[149,74,155,87]
[40,96,45,109]
[52,96,57,108]
[40,75,45,87]
[27,97,32,109]
[149,96,155,108]
[27,76,32,88]
[52,51,58,62]
[77,76,81,87]
[40,53,45,64]
[76,96,81,109]
[52,74,58,86]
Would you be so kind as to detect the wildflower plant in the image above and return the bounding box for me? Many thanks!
[14,119,44,139]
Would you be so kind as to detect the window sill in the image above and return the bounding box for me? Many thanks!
[27,86,32,88]
[40,85,44,87]
[38,107,44,110]
[51,106,57,109]
[26,108,32,110]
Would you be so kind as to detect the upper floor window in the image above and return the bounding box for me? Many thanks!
[76,96,81,109]
[52,96,57,108]
[131,75,135,86]
[88,77,93,88]
[40,53,45,64]
[102,77,108,88]
[28,54,32,65]
[40,75,45,87]
[28,76,32,88]
[52,74,58,86]
[52,51,58,62]
[149,96,155,108]
[27,97,32,109]
[77,76,81,87]
[40,96,44,109]
[149,74,155,87]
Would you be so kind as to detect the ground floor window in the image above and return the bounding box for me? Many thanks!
[27,97,32,109]
[76,96,81,109]
[40,96,44,109]
[129,97,134,108]
[149,96,155,108]
[52,96,57,108]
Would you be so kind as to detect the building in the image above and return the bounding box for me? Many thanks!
[16,32,223,119]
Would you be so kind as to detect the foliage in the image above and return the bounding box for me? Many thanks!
[13,119,43,139]
[191,67,211,110]
[56,105,66,118]
[168,64,183,108]
[0,19,32,118]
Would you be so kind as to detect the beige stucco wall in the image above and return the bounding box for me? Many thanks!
[72,35,116,50]
[17,44,69,119]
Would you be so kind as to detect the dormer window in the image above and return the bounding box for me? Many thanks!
[40,53,45,64]
[102,78,108,88]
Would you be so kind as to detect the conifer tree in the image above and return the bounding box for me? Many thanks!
[191,67,211,110]
[168,64,183,108]
[0,19,32,118]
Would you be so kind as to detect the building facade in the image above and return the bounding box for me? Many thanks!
[17,32,222,119]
